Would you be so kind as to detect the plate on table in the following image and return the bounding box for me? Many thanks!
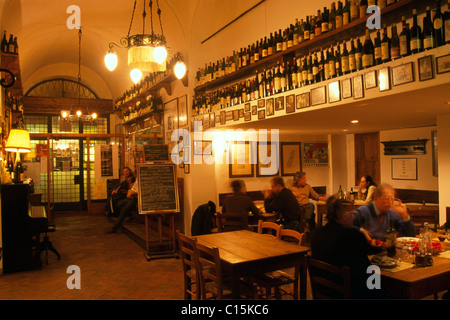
[370,255,398,269]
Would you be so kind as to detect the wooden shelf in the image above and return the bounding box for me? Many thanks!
[122,110,163,133]
[194,0,419,94]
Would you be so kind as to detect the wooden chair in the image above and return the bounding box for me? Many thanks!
[216,212,249,232]
[307,256,351,299]
[194,241,255,299]
[252,228,304,299]
[176,231,200,300]
[257,220,283,238]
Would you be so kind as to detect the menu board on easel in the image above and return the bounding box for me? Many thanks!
[143,144,169,162]
[137,163,179,214]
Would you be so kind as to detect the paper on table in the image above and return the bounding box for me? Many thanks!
[438,250,450,259]
[382,260,414,273]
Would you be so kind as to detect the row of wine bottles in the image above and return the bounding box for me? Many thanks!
[1,31,18,54]
[195,0,449,89]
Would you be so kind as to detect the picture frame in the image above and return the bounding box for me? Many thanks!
[353,74,364,99]
[296,92,310,109]
[286,94,295,113]
[392,62,414,86]
[280,142,302,176]
[244,112,252,122]
[178,94,188,127]
[378,67,390,92]
[239,108,244,118]
[418,55,434,81]
[311,86,326,106]
[184,164,190,174]
[256,141,279,177]
[436,54,450,74]
[392,158,417,180]
[228,141,255,178]
[266,99,274,116]
[252,105,257,115]
[220,110,226,125]
[209,112,215,127]
[202,114,210,130]
[245,103,251,112]
[275,96,284,111]
[226,111,233,121]
[258,109,265,120]
[341,78,352,99]
[163,97,178,143]
[233,109,239,121]
[258,99,265,109]
[194,140,212,156]
[328,81,341,103]
[364,70,377,89]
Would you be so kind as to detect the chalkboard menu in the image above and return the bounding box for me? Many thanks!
[137,164,179,214]
[143,144,169,162]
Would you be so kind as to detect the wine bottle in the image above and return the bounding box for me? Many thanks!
[291,58,298,89]
[274,61,282,93]
[298,19,304,43]
[310,16,316,40]
[410,9,423,53]
[381,24,391,63]
[390,23,400,60]
[307,54,314,85]
[399,17,411,57]
[324,49,331,80]
[315,10,322,37]
[362,29,374,69]
[335,44,342,77]
[293,19,300,46]
[287,27,294,49]
[433,0,445,47]
[280,62,287,92]
[360,0,368,18]
[259,70,266,97]
[386,218,397,257]
[312,53,320,83]
[302,57,308,86]
[282,29,288,51]
[445,3,450,44]
[329,2,336,31]
[322,7,329,34]
[304,16,311,41]
[350,0,359,22]
[374,29,382,65]
[328,45,337,78]
[336,1,344,29]
[355,37,363,70]
[343,0,350,26]
[341,41,350,74]
[423,6,435,50]
[266,69,273,96]
[338,185,345,199]
[319,49,325,81]
[7,34,14,53]
[1,31,7,53]
[276,29,283,52]
[296,58,303,87]
[349,38,357,72]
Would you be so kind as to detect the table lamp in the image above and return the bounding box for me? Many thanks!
[5,128,31,183]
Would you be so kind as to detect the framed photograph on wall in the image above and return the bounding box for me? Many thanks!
[266,99,275,116]
[364,70,377,89]
[342,78,352,99]
[194,140,212,156]
[280,142,302,176]
[275,96,284,111]
[296,92,310,109]
[258,109,265,120]
[256,141,279,177]
[178,94,188,127]
[311,86,326,106]
[164,98,178,143]
[392,62,414,86]
[436,54,450,74]
[328,81,341,103]
[378,67,390,92]
[258,99,265,109]
[353,74,364,99]
[392,158,417,180]
[418,55,434,81]
[286,94,295,113]
[229,141,255,178]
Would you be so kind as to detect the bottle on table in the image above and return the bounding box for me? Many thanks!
[385,218,397,257]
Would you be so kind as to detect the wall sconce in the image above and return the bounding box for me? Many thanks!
[5,128,31,183]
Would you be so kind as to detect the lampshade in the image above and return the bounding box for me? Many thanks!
[128,46,166,72]
[130,68,143,84]
[174,61,187,79]
[104,51,118,71]
[5,129,31,153]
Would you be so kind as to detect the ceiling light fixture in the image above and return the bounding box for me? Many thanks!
[351,120,359,124]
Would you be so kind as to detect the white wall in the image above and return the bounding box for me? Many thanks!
[437,115,450,226]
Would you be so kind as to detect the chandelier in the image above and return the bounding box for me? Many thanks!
[61,27,97,124]
[105,0,186,82]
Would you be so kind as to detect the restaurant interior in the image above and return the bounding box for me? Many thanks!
[0,0,449,301]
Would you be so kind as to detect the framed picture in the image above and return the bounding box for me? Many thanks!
[233,109,239,121]
[392,62,414,86]
[164,98,178,143]
[239,108,244,118]
[364,70,377,89]
[258,109,265,120]
[280,142,302,176]
[244,112,252,122]
[296,92,310,109]
[258,99,265,109]
[311,86,326,106]
[215,114,220,124]
[378,67,390,92]
[266,99,274,116]
[342,78,352,99]
[392,158,417,180]
[286,94,295,113]
[209,112,215,127]
[275,96,284,111]
[418,55,434,81]
[245,103,251,112]
[256,141,279,177]
[226,111,233,121]
[178,94,188,127]
[202,114,210,130]
[220,110,226,125]
[436,54,450,74]
[303,142,329,166]
[229,141,255,178]
[353,74,364,99]
[194,140,212,156]
[252,105,257,115]
[184,164,190,174]
[328,81,341,103]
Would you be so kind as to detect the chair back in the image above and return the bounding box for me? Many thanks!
[194,241,225,299]
[176,231,200,299]
[307,256,351,299]
[216,212,249,232]
[279,228,304,245]
[257,220,283,238]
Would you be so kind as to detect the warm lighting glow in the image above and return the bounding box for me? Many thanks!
[351,120,359,124]
[5,129,31,153]
[130,68,143,83]
[91,112,98,120]
[76,110,82,117]
[153,46,167,65]
[104,51,118,71]
[61,110,69,118]
[174,61,187,79]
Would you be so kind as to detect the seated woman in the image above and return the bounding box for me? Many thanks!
[105,167,136,217]
[357,175,377,203]
[222,180,261,217]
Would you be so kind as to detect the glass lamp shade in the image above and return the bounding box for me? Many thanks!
[104,52,118,71]
[5,129,31,153]
[130,68,143,84]
[153,46,167,65]
[128,46,166,72]
[174,61,187,79]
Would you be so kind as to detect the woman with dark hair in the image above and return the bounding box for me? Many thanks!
[357,175,377,203]
[222,179,260,217]
[105,167,136,217]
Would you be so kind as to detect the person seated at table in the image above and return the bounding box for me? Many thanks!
[263,177,303,232]
[222,180,261,218]
[105,167,136,217]
[357,175,377,203]
[105,176,139,234]
[310,195,385,299]
[287,172,328,231]
[353,183,416,242]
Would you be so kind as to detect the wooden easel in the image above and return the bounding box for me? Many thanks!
[143,211,178,261]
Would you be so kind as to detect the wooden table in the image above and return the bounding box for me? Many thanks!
[195,230,310,299]
[380,256,450,299]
